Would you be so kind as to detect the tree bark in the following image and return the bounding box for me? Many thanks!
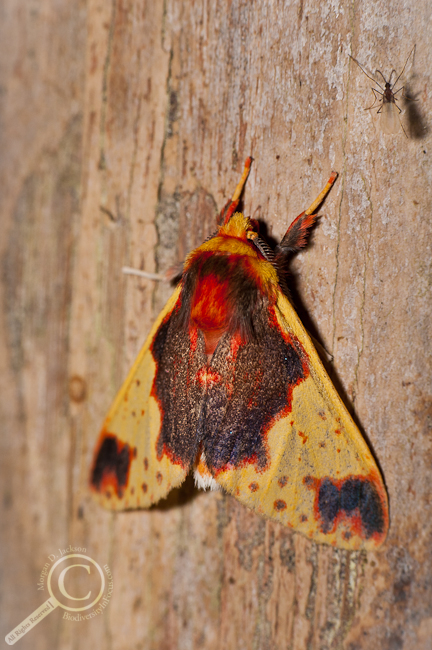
[1,1,431,649]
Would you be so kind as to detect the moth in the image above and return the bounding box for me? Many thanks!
[350,47,415,136]
[90,159,389,550]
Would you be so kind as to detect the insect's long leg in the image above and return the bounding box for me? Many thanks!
[305,172,338,216]
[365,88,383,111]
[389,102,403,115]
[392,45,416,89]
[349,55,385,91]
[221,157,253,225]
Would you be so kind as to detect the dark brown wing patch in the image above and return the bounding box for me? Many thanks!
[201,306,308,473]
[150,311,207,468]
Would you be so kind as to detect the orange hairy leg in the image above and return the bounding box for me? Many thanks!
[219,157,253,226]
[274,171,338,258]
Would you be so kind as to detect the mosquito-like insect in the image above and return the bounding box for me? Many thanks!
[350,46,415,137]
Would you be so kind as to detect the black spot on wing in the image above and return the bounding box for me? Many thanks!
[91,434,131,497]
[318,479,340,533]
[356,480,386,537]
[314,476,386,538]
[340,478,361,512]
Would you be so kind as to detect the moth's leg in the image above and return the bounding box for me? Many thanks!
[122,264,183,282]
[218,157,253,226]
[304,171,338,216]
[276,172,338,256]
[308,333,333,363]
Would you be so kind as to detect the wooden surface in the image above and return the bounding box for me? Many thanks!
[1,1,431,648]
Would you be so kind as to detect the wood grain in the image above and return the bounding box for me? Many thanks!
[1,1,431,648]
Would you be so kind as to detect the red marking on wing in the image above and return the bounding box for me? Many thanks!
[249,482,259,492]
[196,367,222,388]
[157,443,188,467]
[298,431,308,444]
[274,499,287,511]
[278,476,289,488]
[188,326,199,354]
[213,452,262,477]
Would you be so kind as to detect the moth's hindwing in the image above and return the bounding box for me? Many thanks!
[214,291,389,551]
[90,286,190,510]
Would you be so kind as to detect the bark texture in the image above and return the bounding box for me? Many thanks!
[1,1,431,649]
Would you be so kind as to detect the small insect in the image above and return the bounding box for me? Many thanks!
[90,159,389,550]
[350,46,415,136]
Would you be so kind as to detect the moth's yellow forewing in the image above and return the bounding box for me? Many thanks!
[90,286,187,510]
[215,292,388,550]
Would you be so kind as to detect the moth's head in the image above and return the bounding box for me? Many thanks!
[218,212,257,241]
[184,209,274,276]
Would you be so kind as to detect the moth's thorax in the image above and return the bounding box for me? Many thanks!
[184,211,278,296]
[181,213,279,355]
